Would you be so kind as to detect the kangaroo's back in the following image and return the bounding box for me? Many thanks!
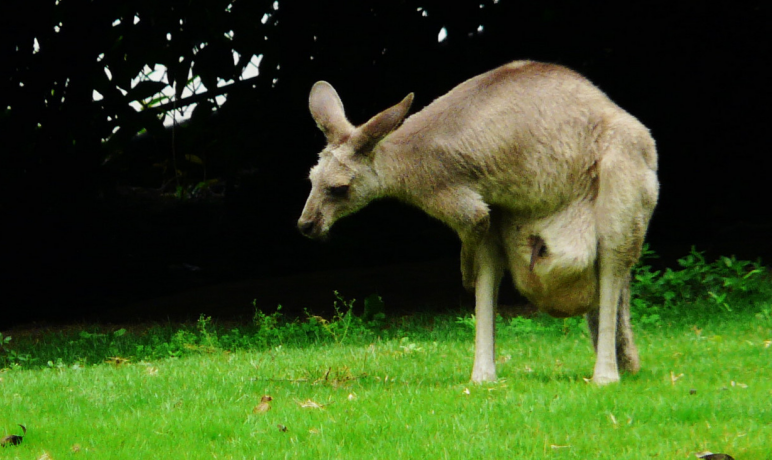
[382,61,652,218]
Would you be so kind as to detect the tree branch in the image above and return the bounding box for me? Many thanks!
[145,75,265,115]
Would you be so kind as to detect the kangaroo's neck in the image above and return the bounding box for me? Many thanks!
[371,120,445,203]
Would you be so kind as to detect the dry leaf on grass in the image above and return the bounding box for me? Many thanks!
[297,399,327,409]
[1,424,26,447]
[105,356,130,366]
[696,452,735,460]
[253,395,273,413]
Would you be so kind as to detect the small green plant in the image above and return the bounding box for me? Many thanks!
[756,304,772,325]
[195,314,220,350]
[503,316,549,336]
[631,246,770,319]
[362,293,387,325]
[252,302,283,330]
[398,336,424,354]
[305,291,378,344]
[455,314,477,332]
[0,332,32,369]
[455,313,585,338]
[0,331,12,358]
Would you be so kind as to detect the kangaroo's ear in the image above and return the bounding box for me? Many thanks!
[361,93,414,141]
[353,93,414,153]
[309,81,355,145]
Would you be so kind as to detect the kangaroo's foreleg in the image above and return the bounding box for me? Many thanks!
[421,187,491,291]
[470,231,505,383]
[459,216,491,291]
[420,188,504,382]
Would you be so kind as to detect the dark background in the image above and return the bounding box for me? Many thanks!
[1,1,770,328]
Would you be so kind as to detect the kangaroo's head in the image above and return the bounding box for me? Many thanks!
[298,81,413,239]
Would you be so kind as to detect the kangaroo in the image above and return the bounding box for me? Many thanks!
[298,60,659,384]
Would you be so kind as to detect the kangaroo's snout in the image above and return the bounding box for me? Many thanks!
[298,219,316,238]
[298,217,329,240]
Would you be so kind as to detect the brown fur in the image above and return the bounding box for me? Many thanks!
[298,60,658,384]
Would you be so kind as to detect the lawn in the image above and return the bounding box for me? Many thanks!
[2,250,771,459]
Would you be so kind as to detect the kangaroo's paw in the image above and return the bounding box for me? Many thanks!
[591,371,620,386]
[471,366,497,383]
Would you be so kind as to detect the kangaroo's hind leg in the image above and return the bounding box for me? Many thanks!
[591,132,657,384]
[586,273,640,373]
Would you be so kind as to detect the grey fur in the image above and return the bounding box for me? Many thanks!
[299,61,658,384]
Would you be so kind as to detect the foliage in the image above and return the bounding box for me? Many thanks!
[1,0,503,198]
[0,293,386,370]
[456,314,584,339]
[631,246,771,326]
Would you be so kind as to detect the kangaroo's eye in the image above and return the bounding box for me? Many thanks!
[328,184,349,198]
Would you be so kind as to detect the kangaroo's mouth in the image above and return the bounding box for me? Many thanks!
[297,218,329,240]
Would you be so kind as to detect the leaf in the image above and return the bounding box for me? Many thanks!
[253,395,273,413]
[670,371,684,385]
[189,100,214,126]
[173,58,192,100]
[697,453,736,460]
[139,110,166,138]
[298,399,325,409]
[126,81,168,103]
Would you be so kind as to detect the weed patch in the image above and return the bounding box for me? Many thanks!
[631,247,771,329]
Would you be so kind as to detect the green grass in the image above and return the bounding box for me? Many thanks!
[2,250,771,459]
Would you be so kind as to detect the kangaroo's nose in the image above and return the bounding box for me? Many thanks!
[298,219,316,237]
